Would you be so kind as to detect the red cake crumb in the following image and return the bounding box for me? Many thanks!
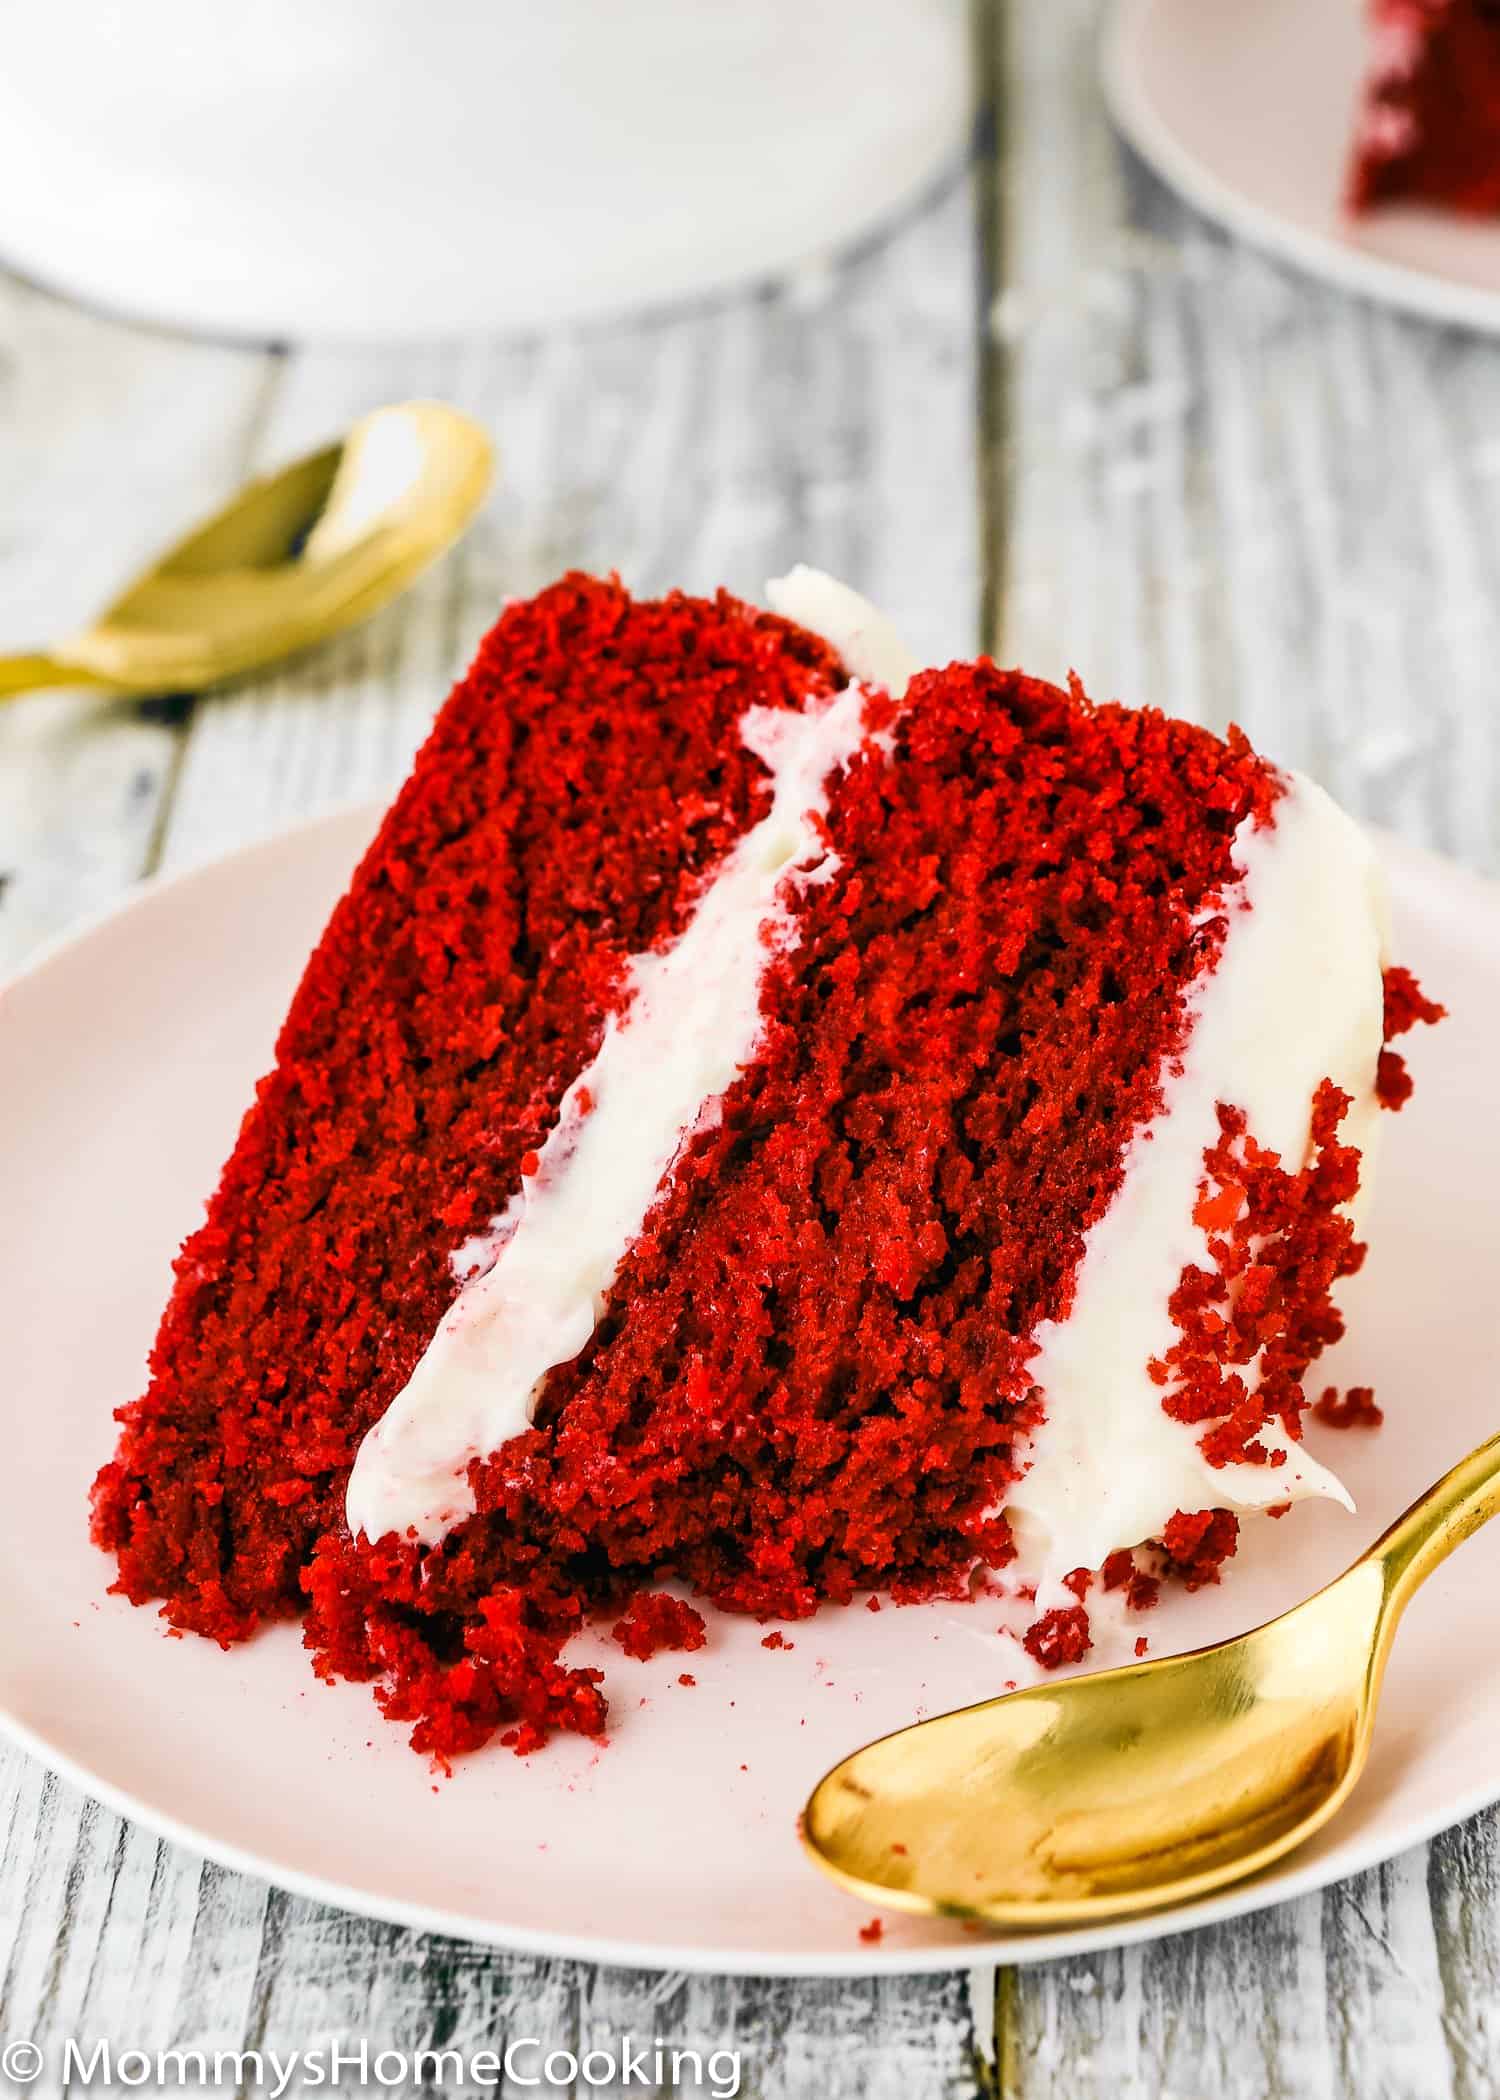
[611,1595,707,1662]
[1023,1606,1092,1669]
[1377,965,1447,1108]
[761,1631,794,1651]
[313,1574,609,1768]
[1349,1,1500,217]
[858,1918,884,1944]
[1313,1385,1385,1430]
[1101,1549,1161,1616]
[89,575,1439,1755]
[1159,1509,1240,1591]
[1151,1083,1369,1473]
[677,1673,696,1687]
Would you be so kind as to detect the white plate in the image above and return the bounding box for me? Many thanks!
[0,806,1494,1975]
[1104,0,1500,336]
[0,1,967,342]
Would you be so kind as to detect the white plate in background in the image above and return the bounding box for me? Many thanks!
[1105,0,1500,335]
[0,0,969,342]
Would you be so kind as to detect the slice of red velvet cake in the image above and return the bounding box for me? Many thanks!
[1349,0,1500,216]
[92,570,1440,1761]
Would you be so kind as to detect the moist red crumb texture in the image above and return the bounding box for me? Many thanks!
[1349,0,1500,216]
[1313,1386,1385,1430]
[611,1594,707,1662]
[91,575,1442,1763]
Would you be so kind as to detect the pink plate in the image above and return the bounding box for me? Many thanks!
[1104,0,1500,335]
[0,806,1493,1973]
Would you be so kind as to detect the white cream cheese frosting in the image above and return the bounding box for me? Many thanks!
[345,571,912,1546]
[1006,772,1388,1607]
[765,564,919,695]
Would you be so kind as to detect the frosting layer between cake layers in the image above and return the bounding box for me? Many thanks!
[345,570,916,1546]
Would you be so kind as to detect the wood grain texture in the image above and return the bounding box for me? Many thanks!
[4,2,1500,2093]
[0,279,276,973]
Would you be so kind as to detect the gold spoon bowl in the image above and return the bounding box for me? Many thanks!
[0,399,493,703]
[804,1431,1500,1929]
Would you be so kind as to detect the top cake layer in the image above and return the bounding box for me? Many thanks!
[94,577,846,1639]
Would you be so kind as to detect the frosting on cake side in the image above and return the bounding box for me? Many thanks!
[1008,773,1388,1606]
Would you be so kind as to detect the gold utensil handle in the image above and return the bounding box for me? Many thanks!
[1374,1427,1500,1619]
[0,654,73,702]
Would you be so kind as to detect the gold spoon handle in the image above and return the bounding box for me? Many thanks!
[1373,1427,1500,1620]
[0,654,73,702]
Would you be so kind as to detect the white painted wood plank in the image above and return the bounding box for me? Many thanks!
[571,1966,981,2100]
[1001,1898,1336,2100]
[1000,1850,1475,2100]
[0,278,273,972]
[1429,1813,1500,2100]
[1318,1853,1458,2100]
[994,2,1498,2094]
[0,162,990,2100]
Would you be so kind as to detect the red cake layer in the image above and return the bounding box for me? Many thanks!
[93,577,1437,1762]
[1349,0,1500,216]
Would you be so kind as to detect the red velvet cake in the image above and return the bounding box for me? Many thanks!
[1349,0,1500,216]
[92,570,1440,1761]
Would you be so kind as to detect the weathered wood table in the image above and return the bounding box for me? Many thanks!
[3,5,1498,2093]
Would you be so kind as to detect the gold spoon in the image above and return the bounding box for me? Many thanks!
[0,400,493,703]
[804,1431,1500,1929]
